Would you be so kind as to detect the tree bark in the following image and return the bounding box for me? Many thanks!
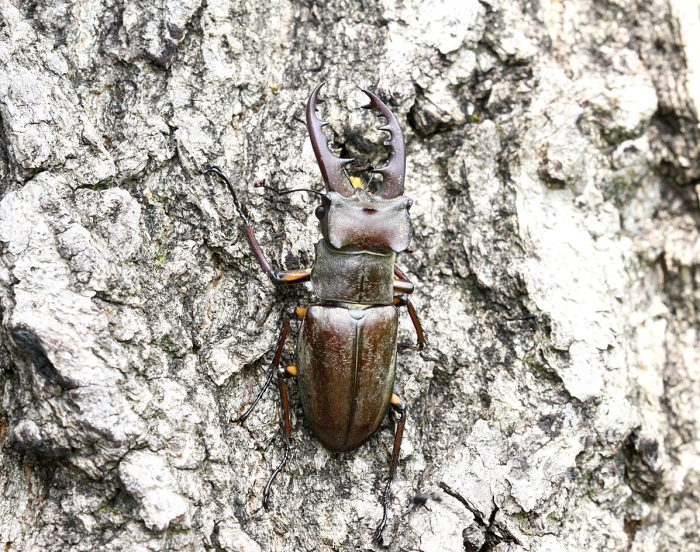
[1,0,699,550]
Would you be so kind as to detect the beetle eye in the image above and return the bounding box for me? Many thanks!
[315,205,326,219]
[406,198,413,210]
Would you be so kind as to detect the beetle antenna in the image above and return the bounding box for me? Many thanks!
[205,166,251,227]
[278,188,327,198]
[365,164,377,188]
[255,181,327,198]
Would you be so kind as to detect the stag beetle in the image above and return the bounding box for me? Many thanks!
[206,82,424,543]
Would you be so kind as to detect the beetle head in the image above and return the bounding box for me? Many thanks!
[315,190,413,254]
[306,83,411,253]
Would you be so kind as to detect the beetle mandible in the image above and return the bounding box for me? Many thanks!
[206,82,425,543]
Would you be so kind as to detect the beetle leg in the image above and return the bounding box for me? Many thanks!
[392,296,425,352]
[242,227,312,285]
[393,278,414,295]
[372,393,407,544]
[393,265,414,295]
[205,167,312,286]
[393,265,409,282]
[263,363,294,509]
[234,318,291,424]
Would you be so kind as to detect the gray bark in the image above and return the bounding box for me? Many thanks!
[1,0,699,550]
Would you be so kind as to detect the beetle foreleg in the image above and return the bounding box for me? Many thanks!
[242,226,312,286]
[205,167,312,286]
[393,264,415,295]
[372,393,407,544]
[393,278,414,295]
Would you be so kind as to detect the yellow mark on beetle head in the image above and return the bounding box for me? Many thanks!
[349,176,363,189]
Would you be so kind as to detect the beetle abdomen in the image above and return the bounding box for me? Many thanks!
[297,305,398,452]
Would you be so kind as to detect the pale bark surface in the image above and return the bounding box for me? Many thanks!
[1,0,700,550]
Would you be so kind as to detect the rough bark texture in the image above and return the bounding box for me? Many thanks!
[1,0,700,550]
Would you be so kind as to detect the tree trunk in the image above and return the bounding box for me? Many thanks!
[1,0,699,550]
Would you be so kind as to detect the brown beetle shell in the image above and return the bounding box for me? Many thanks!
[311,240,396,305]
[297,304,398,452]
[320,191,413,254]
